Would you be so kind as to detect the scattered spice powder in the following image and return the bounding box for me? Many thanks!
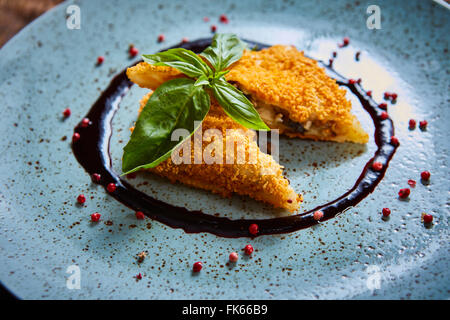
[137,251,147,263]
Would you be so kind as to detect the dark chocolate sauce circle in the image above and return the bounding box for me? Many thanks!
[72,38,398,238]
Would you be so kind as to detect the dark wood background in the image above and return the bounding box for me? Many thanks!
[0,0,63,47]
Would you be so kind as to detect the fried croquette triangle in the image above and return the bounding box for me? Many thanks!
[132,92,302,212]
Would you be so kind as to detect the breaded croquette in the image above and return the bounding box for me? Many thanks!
[133,92,302,212]
[127,45,369,143]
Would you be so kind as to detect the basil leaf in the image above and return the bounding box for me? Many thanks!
[122,78,210,174]
[142,48,212,78]
[211,79,269,131]
[200,33,247,72]
[194,74,209,87]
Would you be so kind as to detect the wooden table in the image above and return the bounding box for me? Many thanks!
[0,0,63,47]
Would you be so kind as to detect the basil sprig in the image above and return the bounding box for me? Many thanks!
[122,33,269,174]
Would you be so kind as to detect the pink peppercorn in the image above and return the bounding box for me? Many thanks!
[421,171,430,181]
[219,14,229,24]
[372,161,383,171]
[97,56,104,65]
[355,51,361,60]
[181,37,189,43]
[77,194,86,204]
[136,273,142,280]
[407,179,416,187]
[329,58,334,67]
[390,136,399,146]
[211,25,217,33]
[419,120,428,130]
[248,223,259,236]
[382,208,391,217]
[423,214,433,224]
[80,118,90,128]
[332,51,337,58]
[72,132,80,142]
[229,252,238,262]
[343,37,350,46]
[244,244,254,255]
[391,93,398,100]
[409,119,416,129]
[348,79,356,85]
[193,261,203,272]
[63,108,71,118]
[313,210,324,221]
[398,188,410,199]
[92,173,101,183]
[107,183,117,193]
[380,112,388,120]
[129,46,139,57]
[379,103,388,110]
[157,34,165,42]
[384,92,391,100]
[91,212,101,222]
[366,90,372,97]
[135,211,145,220]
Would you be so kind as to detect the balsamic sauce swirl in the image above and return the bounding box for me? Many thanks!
[72,38,397,238]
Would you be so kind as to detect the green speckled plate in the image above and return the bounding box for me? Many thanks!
[0,0,448,299]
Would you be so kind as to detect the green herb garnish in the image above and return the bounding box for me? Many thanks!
[122,33,269,174]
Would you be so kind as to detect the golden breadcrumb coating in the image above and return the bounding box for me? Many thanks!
[132,93,302,212]
[226,45,368,143]
[126,45,368,143]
